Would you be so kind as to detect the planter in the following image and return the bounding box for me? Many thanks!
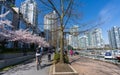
[50,63,78,75]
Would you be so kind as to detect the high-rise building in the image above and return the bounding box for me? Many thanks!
[5,0,15,4]
[84,28,104,49]
[0,3,2,14]
[69,25,79,49]
[79,35,88,49]
[0,0,20,48]
[119,28,120,42]
[44,11,58,47]
[20,0,38,27]
[85,31,93,48]
[92,28,104,48]
[108,26,120,49]
[0,0,15,5]
[108,30,113,49]
[68,27,104,49]
[70,25,79,36]
[68,35,72,45]
[0,0,15,14]
[0,0,18,29]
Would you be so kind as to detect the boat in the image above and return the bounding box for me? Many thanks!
[104,51,113,59]
[116,50,120,60]
[116,56,120,60]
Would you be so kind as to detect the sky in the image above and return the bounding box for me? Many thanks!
[15,0,120,44]
[80,0,120,44]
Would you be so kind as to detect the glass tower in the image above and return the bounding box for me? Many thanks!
[20,0,38,27]
[44,11,58,47]
[108,26,120,49]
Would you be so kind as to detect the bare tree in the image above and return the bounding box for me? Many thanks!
[38,0,83,63]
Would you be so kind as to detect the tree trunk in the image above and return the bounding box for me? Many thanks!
[60,26,64,63]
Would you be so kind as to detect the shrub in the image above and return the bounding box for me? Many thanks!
[64,54,69,63]
[53,52,69,64]
[54,53,60,63]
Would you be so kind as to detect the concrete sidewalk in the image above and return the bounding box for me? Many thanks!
[1,55,53,75]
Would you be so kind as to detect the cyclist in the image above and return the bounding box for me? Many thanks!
[36,46,43,70]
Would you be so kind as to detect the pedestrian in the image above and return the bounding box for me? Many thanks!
[70,49,73,56]
[40,46,43,55]
[48,48,51,62]
[64,50,68,55]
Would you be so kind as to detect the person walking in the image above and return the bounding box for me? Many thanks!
[48,48,51,62]
[70,49,73,56]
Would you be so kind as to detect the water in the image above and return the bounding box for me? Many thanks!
[78,50,120,64]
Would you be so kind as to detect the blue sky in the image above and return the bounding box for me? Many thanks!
[79,0,120,44]
[15,0,120,44]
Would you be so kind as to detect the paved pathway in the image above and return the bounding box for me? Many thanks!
[70,55,120,75]
[1,55,52,75]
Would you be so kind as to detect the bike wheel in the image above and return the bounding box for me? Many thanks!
[39,60,42,69]
[37,57,40,70]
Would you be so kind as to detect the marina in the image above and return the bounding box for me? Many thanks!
[78,50,120,64]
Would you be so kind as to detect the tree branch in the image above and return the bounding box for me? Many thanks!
[48,0,61,17]
[39,0,52,9]
[63,0,73,17]
[61,0,64,16]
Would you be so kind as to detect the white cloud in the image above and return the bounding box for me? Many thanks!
[98,1,120,23]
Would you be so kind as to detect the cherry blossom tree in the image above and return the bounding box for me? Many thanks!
[0,11,13,47]
[9,29,49,47]
[0,11,49,48]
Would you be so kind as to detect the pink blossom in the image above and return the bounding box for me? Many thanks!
[0,11,49,47]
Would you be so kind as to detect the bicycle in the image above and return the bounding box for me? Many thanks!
[36,56,42,70]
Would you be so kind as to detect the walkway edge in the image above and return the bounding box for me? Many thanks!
[49,64,53,75]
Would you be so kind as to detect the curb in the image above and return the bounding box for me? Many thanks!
[49,64,53,75]
[52,64,78,75]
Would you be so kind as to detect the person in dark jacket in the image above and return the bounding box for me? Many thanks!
[48,49,51,62]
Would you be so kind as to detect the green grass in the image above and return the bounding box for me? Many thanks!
[0,65,15,72]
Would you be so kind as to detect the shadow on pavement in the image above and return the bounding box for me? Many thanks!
[22,65,35,71]
[22,59,35,65]
[70,57,81,64]
[41,63,52,69]
[0,72,4,75]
